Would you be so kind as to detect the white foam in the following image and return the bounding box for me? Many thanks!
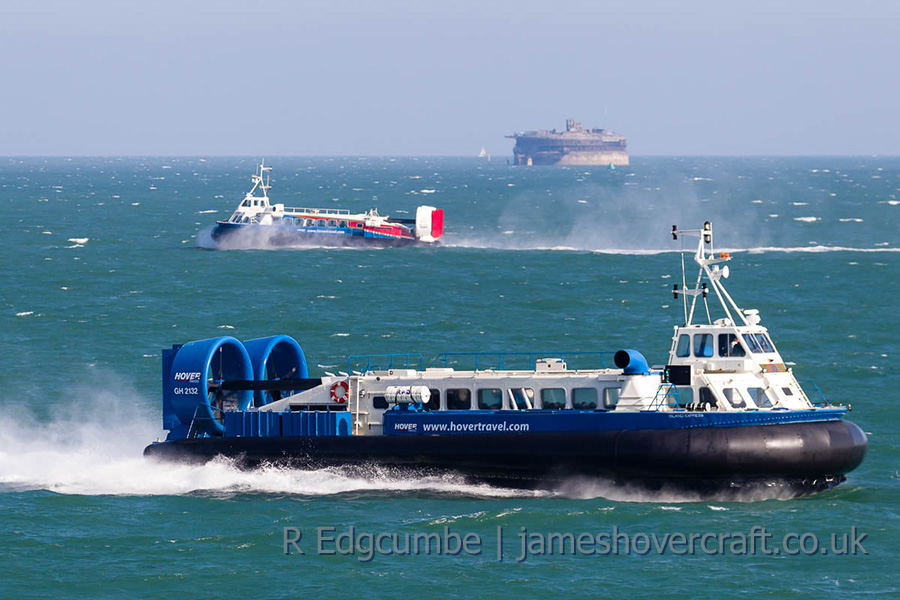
[0,389,526,499]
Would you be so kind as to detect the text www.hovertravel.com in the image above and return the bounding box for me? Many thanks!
[413,422,531,433]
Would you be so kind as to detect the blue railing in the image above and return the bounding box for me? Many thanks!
[648,383,680,411]
[347,353,424,373]
[435,351,616,371]
[799,381,831,407]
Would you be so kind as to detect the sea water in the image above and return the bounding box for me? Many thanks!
[0,157,897,598]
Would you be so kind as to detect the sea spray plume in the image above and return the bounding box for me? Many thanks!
[450,163,790,252]
[551,476,809,503]
[0,378,528,498]
[197,224,387,251]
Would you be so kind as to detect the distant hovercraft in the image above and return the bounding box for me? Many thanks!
[210,161,443,247]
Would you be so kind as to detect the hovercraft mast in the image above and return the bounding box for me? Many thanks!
[248,160,273,202]
[672,221,756,328]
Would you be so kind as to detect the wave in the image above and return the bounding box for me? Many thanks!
[444,238,900,255]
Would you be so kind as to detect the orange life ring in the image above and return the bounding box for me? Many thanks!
[330,380,349,403]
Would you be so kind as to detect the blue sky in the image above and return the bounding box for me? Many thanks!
[1,0,897,156]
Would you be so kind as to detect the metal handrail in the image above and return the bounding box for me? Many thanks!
[436,351,615,371]
[281,207,352,216]
[649,383,680,411]
[347,353,424,373]
[799,381,831,407]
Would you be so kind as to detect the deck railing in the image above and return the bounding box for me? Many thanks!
[347,353,424,373]
[436,351,615,371]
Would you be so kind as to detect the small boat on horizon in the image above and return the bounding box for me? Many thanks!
[209,161,444,248]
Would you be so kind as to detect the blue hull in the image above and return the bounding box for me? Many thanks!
[144,415,867,496]
[210,222,427,248]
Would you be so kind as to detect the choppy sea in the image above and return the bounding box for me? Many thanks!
[0,156,897,598]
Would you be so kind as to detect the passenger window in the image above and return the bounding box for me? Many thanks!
[723,388,745,408]
[372,396,388,409]
[339,220,348,228]
[718,333,746,357]
[694,334,714,357]
[603,388,619,409]
[477,389,503,410]
[424,388,440,411]
[675,386,692,408]
[355,223,364,229]
[572,388,598,409]
[747,387,773,408]
[782,387,794,396]
[510,388,534,409]
[446,389,471,410]
[316,220,326,227]
[540,388,566,409]
[676,334,691,357]
[327,219,337,227]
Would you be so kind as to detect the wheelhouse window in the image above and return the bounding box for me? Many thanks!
[694,334,714,357]
[477,389,503,410]
[509,388,535,409]
[540,388,566,409]
[747,387,774,408]
[242,200,251,207]
[446,388,471,410]
[723,387,745,408]
[744,333,776,354]
[572,388,599,409]
[676,334,691,357]
[718,333,746,357]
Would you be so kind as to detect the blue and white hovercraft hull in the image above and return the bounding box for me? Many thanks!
[146,223,867,496]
